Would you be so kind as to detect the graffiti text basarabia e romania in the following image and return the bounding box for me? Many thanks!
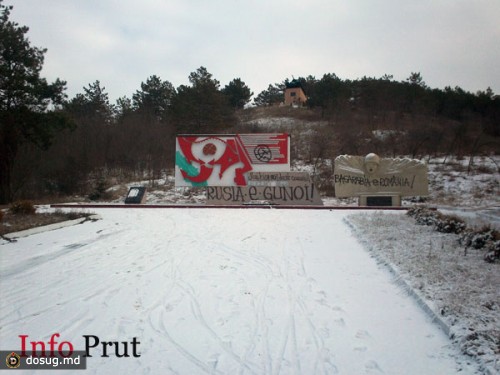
[333,174,416,189]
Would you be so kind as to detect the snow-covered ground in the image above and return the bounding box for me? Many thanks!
[426,156,500,230]
[1,153,498,374]
[243,116,328,130]
[0,208,490,374]
[347,212,499,374]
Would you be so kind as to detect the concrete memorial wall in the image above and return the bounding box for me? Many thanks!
[175,134,322,206]
[175,134,290,187]
[206,172,323,206]
[334,153,428,205]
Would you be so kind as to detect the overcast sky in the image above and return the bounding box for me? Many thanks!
[8,0,500,103]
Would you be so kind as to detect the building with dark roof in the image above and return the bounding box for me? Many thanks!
[284,79,307,107]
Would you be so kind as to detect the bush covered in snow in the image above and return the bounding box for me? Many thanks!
[459,228,500,263]
[435,214,467,234]
[407,207,466,234]
[408,207,500,263]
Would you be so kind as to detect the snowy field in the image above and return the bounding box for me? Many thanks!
[0,208,486,374]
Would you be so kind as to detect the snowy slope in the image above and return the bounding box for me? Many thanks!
[0,208,481,374]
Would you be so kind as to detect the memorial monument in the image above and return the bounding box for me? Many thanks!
[175,134,322,206]
[334,153,428,206]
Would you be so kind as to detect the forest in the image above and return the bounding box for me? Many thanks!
[1,1,499,204]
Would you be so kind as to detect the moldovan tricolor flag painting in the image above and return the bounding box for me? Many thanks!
[175,134,290,187]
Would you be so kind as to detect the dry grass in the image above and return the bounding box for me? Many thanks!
[347,212,500,371]
[238,106,323,122]
[0,210,91,236]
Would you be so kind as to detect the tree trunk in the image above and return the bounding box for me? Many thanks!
[0,117,19,204]
[0,150,14,204]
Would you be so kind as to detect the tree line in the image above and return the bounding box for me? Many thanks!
[255,74,499,169]
[1,0,498,203]
[0,1,256,203]
[255,73,499,137]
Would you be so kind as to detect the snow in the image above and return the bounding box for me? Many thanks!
[347,212,499,374]
[427,156,499,210]
[1,153,498,374]
[243,117,327,129]
[0,208,485,374]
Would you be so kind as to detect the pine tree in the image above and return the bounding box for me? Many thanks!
[0,0,71,203]
[222,78,253,109]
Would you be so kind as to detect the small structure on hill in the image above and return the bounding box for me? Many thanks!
[334,153,428,206]
[284,79,307,107]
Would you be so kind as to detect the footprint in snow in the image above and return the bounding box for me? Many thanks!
[365,360,384,373]
[355,330,372,340]
[334,318,345,327]
[353,346,368,352]
[208,353,220,370]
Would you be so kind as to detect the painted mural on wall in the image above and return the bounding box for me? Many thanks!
[175,134,290,187]
[334,153,428,197]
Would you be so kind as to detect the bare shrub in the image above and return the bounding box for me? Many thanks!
[459,226,500,263]
[434,214,467,234]
[475,165,495,174]
[408,207,466,234]
[9,200,36,215]
[409,207,500,263]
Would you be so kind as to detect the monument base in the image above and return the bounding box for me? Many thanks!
[359,194,401,207]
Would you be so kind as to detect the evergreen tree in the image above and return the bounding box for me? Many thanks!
[60,81,114,181]
[308,73,347,113]
[132,75,175,121]
[170,67,234,133]
[222,78,253,109]
[0,0,71,203]
[64,81,114,125]
[115,96,133,119]
[253,84,283,106]
[406,72,426,87]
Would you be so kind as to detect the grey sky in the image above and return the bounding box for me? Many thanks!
[8,0,500,102]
